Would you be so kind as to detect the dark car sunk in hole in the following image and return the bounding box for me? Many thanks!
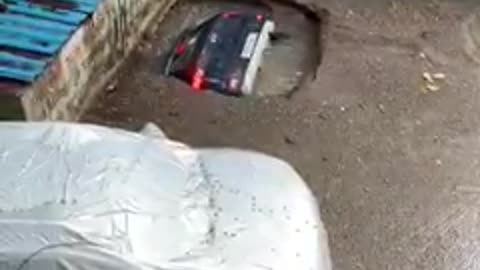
[164,10,275,96]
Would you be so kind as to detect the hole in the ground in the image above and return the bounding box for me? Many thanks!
[83,0,330,125]
[149,0,329,97]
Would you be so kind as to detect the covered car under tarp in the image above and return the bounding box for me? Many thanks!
[0,122,331,270]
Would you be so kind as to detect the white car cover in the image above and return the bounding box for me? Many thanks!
[0,122,331,270]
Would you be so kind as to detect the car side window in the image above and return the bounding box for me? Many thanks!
[171,29,202,72]
[171,17,217,73]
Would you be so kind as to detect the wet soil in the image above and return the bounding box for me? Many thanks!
[83,0,480,269]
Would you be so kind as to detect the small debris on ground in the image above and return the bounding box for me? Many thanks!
[423,72,434,83]
[422,71,446,93]
[284,136,296,145]
[106,82,117,93]
[346,9,354,18]
[318,112,328,120]
[426,84,440,92]
[432,73,446,80]
[378,104,386,113]
[167,111,180,117]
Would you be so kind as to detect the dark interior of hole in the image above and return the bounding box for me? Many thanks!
[176,0,329,98]
[272,0,330,98]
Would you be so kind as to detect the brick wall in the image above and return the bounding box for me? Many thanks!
[21,0,177,121]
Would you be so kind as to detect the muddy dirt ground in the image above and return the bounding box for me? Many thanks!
[83,0,480,269]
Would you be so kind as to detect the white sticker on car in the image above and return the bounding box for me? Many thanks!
[241,32,259,59]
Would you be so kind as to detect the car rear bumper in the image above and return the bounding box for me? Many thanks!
[241,20,275,95]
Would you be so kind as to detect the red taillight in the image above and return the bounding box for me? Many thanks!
[192,68,205,91]
[175,43,186,55]
[256,14,264,21]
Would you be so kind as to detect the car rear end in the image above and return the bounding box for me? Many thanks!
[166,10,274,96]
[201,11,275,96]
[201,11,273,96]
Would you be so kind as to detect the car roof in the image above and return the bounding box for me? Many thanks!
[168,8,272,80]
[195,10,269,78]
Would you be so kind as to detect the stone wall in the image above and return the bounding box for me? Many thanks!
[22,0,177,121]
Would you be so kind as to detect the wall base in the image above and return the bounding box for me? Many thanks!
[21,0,177,121]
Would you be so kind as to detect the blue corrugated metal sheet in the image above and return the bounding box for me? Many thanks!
[0,0,101,84]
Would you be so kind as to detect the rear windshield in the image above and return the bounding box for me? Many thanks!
[169,18,215,73]
[207,14,263,52]
[203,14,263,77]
[169,13,264,76]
